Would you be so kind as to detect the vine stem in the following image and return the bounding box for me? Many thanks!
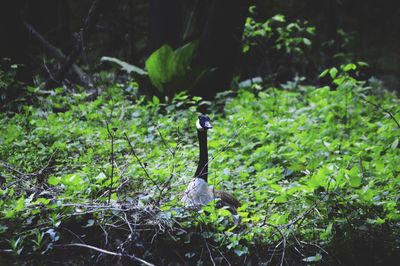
[106,122,115,204]
[124,132,160,191]
[361,97,400,129]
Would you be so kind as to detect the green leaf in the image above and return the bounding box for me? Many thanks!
[101,56,147,76]
[303,253,322,262]
[84,219,95,228]
[348,165,362,187]
[329,67,338,79]
[375,160,385,172]
[391,138,399,150]
[48,175,60,186]
[309,166,329,189]
[217,208,232,217]
[343,63,356,72]
[303,38,311,46]
[152,96,160,106]
[234,246,248,257]
[357,61,369,67]
[271,14,285,22]
[319,69,329,78]
[320,223,333,239]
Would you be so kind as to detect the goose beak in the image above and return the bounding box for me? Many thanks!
[204,121,212,129]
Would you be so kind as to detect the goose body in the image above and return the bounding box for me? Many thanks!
[181,178,214,206]
[182,116,241,213]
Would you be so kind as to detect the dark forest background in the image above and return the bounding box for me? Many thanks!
[1,0,399,102]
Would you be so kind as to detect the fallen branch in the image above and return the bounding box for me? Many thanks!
[24,21,86,80]
[42,0,101,90]
[65,243,154,266]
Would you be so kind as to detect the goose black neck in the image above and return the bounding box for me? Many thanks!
[195,130,208,182]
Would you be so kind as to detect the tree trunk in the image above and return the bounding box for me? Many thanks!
[149,0,183,52]
[193,0,249,100]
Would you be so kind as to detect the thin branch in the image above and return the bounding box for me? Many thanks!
[65,243,154,266]
[299,240,329,255]
[361,97,400,128]
[203,238,216,266]
[42,56,58,83]
[183,0,199,40]
[156,126,174,156]
[262,223,287,266]
[123,132,160,191]
[156,126,182,202]
[106,122,116,204]
[123,211,134,235]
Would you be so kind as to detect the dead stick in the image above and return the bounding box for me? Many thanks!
[65,243,154,266]
[43,0,100,89]
[23,21,86,80]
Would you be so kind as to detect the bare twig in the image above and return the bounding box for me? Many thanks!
[262,223,287,266]
[123,132,160,191]
[299,240,329,255]
[208,242,232,266]
[156,126,182,202]
[183,0,199,40]
[156,126,174,156]
[42,56,58,82]
[203,238,216,266]
[98,224,109,246]
[65,243,154,266]
[361,97,400,128]
[106,122,116,204]
[123,212,133,235]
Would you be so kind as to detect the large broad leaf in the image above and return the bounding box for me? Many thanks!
[100,56,147,76]
[101,56,154,94]
[145,45,175,92]
[145,41,204,93]
[101,41,209,95]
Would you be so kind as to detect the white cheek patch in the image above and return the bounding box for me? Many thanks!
[196,119,203,130]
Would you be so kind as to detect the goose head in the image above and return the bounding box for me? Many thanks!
[196,115,212,131]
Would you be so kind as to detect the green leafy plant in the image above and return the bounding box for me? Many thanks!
[101,41,209,95]
[1,68,399,264]
[242,8,315,54]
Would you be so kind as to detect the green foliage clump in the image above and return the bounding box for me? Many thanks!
[1,69,400,264]
[0,58,25,107]
[101,41,209,96]
[242,10,315,54]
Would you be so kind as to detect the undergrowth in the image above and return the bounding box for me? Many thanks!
[1,69,400,265]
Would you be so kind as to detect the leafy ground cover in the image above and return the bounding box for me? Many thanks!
[1,71,400,265]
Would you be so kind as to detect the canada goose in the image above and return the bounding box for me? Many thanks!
[181,116,241,213]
